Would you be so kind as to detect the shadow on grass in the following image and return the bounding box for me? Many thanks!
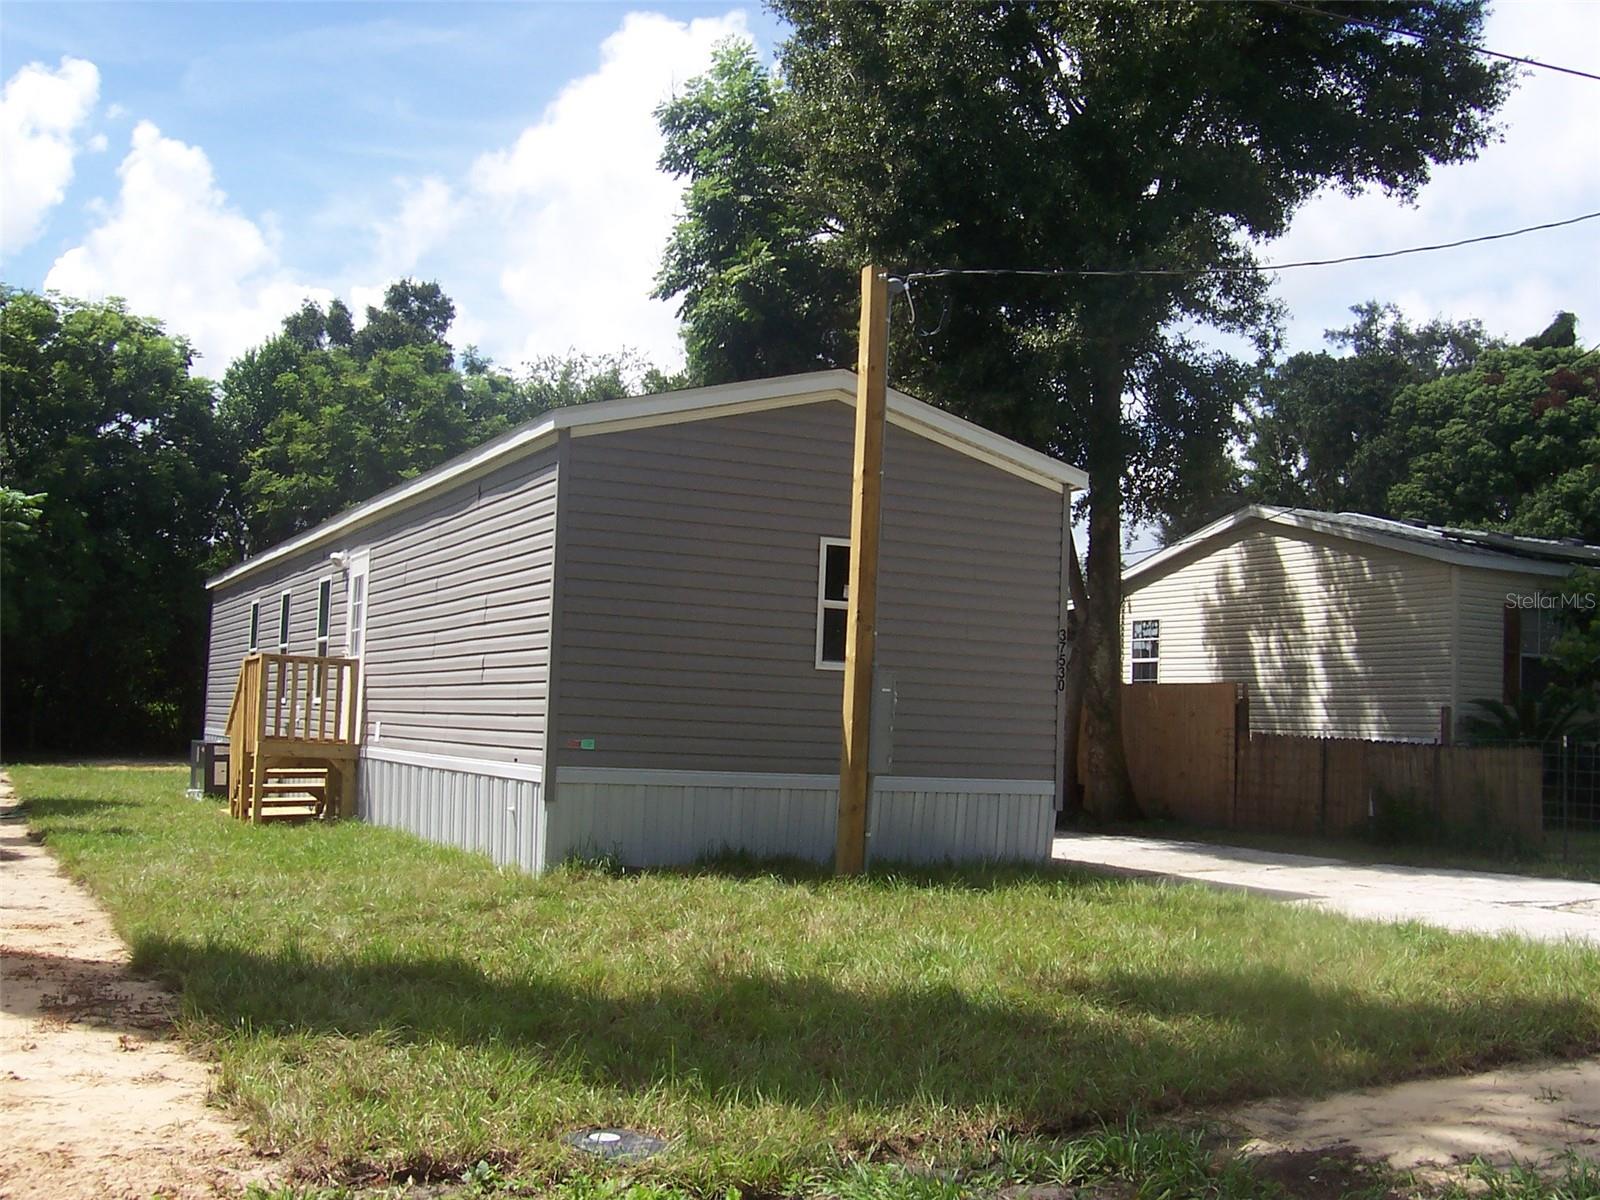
[128,932,1600,1125]
[15,795,138,818]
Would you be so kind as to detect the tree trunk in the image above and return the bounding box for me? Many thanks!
[1079,337,1141,822]
[1058,528,1089,822]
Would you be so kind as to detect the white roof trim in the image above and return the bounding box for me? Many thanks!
[208,369,1086,590]
[1123,504,1582,589]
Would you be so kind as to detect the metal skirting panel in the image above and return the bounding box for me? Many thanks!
[869,787,1054,864]
[359,756,543,873]
[546,773,1053,868]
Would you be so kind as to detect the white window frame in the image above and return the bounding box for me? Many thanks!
[815,536,850,672]
[1130,618,1159,684]
[315,576,333,657]
[277,590,292,652]
[345,549,370,661]
[248,600,261,652]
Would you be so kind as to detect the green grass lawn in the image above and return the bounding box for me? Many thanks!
[11,765,1600,1198]
[1104,821,1600,884]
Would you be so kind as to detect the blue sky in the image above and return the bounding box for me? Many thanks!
[2,1,1596,383]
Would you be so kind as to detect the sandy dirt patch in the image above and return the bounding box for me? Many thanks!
[0,773,273,1199]
[1233,1055,1600,1179]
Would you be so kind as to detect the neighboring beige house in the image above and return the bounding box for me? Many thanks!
[1119,506,1598,742]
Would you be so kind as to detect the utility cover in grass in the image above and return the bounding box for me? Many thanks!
[564,1128,667,1161]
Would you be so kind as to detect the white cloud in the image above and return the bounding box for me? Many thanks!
[1263,0,1600,349]
[360,10,748,368]
[0,56,100,254]
[44,120,327,370]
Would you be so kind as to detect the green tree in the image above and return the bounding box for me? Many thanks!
[1241,302,1498,517]
[1381,336,1598,541]
[655,42,854,384]
[218,287,659,557]
[1548,567,1599,715]
[663,2,1510,816]
[0,288,227,753]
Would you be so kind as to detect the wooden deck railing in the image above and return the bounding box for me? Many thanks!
[224,652,361,823]
[226,652,362,747]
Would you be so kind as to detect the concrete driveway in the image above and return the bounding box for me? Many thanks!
[1052,832,1600,944]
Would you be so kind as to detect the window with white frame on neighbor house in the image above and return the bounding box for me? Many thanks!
[1131,619,1159,683]
[248,600,260,651]
[1519,603,1563,700]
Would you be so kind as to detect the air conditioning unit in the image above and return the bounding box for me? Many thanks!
[187,740,230,799]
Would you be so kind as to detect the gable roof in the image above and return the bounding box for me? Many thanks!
[1124,504,1599,589]
[208,369,1088,591]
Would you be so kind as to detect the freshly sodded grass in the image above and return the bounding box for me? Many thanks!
[11,765,1600,1192]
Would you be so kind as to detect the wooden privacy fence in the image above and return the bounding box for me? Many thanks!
[1235,735,1543,843]
[1088,682,1544,843]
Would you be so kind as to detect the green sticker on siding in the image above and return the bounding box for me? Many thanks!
[579,738,596,750]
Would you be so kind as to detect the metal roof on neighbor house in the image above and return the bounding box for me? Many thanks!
[207,369,1089,591]
[1123,504,1599,587]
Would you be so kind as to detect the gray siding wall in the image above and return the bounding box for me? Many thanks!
[204,449,558,765]
[205,558,345,736]
[362,451,558,764]
[553,401,1063,779]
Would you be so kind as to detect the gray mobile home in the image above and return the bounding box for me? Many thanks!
[203,370,1086,870]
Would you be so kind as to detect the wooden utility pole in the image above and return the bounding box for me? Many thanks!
[836,264,889,875]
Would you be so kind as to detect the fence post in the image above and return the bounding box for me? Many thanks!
[1562,734,1571,864]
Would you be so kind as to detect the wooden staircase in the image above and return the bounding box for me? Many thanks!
[225,653,361,823]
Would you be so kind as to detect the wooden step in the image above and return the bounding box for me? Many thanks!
[259,781,329,795]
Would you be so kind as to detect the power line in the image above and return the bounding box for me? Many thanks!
[1273,0,1600,84]
[899,210,1600,282]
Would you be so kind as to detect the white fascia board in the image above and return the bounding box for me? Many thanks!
[882,384,1089,493]
[209,368,1088,590]
[1123,505,1576,592]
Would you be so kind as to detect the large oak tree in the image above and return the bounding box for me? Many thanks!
[660,1,1511,816]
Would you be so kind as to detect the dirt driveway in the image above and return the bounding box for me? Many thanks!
[0,774,271,1199]
[1053,832,1600,944]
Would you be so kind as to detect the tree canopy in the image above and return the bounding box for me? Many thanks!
[218,281,654,556]
[2,281,664,752]
[658,0,1513,816]
[1,288,226,752]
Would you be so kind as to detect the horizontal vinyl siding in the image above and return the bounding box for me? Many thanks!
[202,450,557,764]
[205,560,345,736]
[361,451,557,764]
[1455,565,1557,723]
[1123,524,1454,741]
[555,401,1062,778]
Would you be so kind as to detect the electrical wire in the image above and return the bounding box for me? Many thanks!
[1272,0,1600,84]
[896,210,1600,283]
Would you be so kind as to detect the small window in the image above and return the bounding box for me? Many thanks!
[816,537,850,670]
[1131,619,1159,684]
[1519,602,1561,700]
[316,578,332,656]
[248,601,260,651]
[277,590,292,651]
